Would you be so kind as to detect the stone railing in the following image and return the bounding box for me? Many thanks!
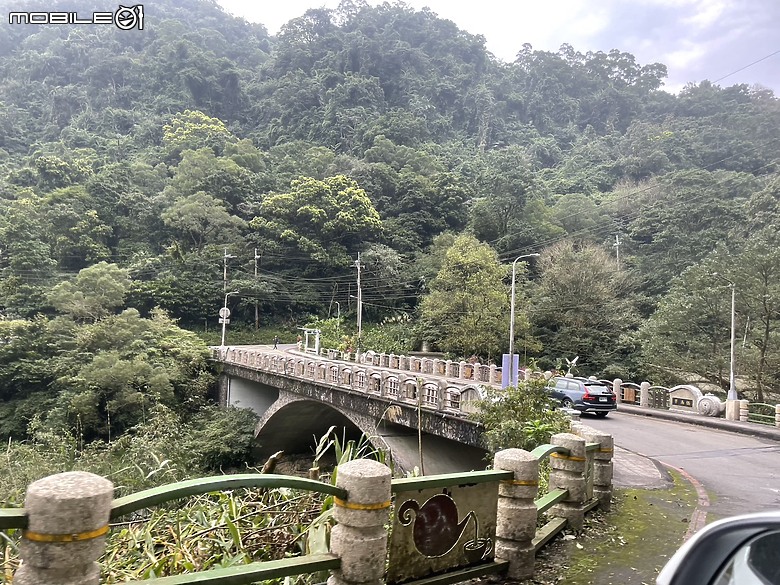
[324,347,504,386]
[608,378,780,426]
[0,424,612,584]
[213,347,490,415]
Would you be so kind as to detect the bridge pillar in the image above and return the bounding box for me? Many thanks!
[489,364,498,384]
[493,449,539,580]
[573,425,614,511]
[739,399,749,422]
[639,381,650,408]
[328,459,391,585]
[15,471,113,585]
[612,378,623,404]
[548,433,588,531]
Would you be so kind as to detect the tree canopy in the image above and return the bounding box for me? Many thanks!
[0,0,777,404]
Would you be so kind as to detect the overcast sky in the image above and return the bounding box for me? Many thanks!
[216,0,780,94]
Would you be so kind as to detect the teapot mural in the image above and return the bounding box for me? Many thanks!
[397,489,492,562]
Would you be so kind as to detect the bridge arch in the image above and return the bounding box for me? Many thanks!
[255,397,378,459]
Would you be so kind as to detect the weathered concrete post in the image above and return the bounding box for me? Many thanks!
[574,426,614,511]
[548,433,588,531]
[739,399,749,422]
[639,381,650,408]
[15,471,113,585]
[493,449,539,580]
[613,378,623,404]
[328,459,392,585]
[725,399,739,421]
[775,404,780,428]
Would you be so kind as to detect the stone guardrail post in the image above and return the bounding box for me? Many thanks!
[739,399,749,422]
[725,399,739,421]
[328,459,392,585]
[612,378,623,404]
[571,424,614,511]
[639,381,650,408]
[776,404,780,427]
[548,433,587,531]
[493,449,539,580]
[15,471,113,585]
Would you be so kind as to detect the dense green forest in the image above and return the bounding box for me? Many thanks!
[1,0,779,453]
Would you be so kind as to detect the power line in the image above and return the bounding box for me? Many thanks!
[711,49,780,84]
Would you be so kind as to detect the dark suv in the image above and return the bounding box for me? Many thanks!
[546,376,617,417]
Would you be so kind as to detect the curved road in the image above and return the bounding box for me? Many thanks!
[586,411,780,518]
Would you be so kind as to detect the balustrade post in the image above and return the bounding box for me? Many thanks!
[489,364,498,383]
[573,425,614,511]
[548,433,588,531]
[493,449,539,580]
[328,459,391,585]
[437,381,446,410]
[613,378,623,404]
[739,399,749,422]
[15,471,113,585]
[639,381,650,408]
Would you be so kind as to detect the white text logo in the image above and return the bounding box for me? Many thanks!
[9,5,144,30]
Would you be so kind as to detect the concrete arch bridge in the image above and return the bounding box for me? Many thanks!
[213,346,493,474]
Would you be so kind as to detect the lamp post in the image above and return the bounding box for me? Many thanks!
[509,253,540,387]
[220,291,239,348]
[713,273,737,400]
[334,301,341,340]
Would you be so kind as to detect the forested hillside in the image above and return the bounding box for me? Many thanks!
[1,0,780,446]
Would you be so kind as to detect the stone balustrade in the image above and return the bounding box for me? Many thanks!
[3,423,612,585]
[215,347,489,415]
[611,377,779,427]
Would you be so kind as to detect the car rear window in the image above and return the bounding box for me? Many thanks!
[583,383,610,392]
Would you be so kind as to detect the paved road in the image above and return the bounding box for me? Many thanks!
[585,409,780,518]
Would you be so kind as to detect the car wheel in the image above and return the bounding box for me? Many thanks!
[561,397,574,408]
[595,411,609,418]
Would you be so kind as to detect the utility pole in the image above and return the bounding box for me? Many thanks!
[223,248,235,293]
[254,248,262,330]
[729,281,736,400]
[613,234,621,270]
[713,272,737,400]
[508,254,540,387]
[355,253,363,352]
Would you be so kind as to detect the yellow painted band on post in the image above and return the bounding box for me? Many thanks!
[333,497,391,511]
[550,452,586,462]
[23,524,109,543]
[599,447,614,453]
[500,479,539,486]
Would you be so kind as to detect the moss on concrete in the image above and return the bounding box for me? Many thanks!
[538,470,701,584]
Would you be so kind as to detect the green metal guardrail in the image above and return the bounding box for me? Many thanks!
[747,403,776,426]
[1,474,346,585]
[110,474,347,519]
[2,444,604,584]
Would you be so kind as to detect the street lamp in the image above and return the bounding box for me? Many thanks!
[509,253,540,387]
[713,273,737,400]
[220,291,239,348]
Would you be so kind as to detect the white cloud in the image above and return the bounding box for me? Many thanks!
[682,0,727,29]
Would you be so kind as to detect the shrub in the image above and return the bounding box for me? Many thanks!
[471,378,570,455]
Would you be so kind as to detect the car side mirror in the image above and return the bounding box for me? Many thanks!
[657,511,780,585]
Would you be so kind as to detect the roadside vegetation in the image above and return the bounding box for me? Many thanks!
[0,1,778,580]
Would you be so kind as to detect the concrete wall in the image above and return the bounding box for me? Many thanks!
[226,376,279,415]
